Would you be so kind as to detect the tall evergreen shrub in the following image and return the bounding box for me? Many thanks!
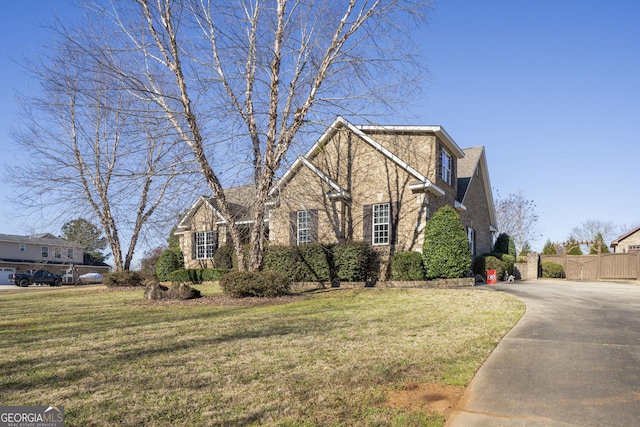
[422,206,471,279]
[156,247,184,281]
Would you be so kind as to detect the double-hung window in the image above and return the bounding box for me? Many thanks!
[67,248,74,259]
[54,248,62,259]
[467,227,476,256]
[195,231,216,259]
[297,211,312,244]
[41,246,49,258]
[372,203,390,245]
[441,148,452,185]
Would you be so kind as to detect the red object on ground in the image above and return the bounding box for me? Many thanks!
[487,270,497,285]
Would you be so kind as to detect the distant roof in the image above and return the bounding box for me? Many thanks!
[610,226,640,247]
[0,233,82,248]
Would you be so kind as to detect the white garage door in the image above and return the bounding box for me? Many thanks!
[0,268,16,285]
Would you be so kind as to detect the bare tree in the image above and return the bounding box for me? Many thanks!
[568,219,618,253]
[495,190,541,254]
[78,0,430,271]
[9,37,197,271]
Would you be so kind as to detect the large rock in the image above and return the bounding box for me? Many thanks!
[143,281,201,300]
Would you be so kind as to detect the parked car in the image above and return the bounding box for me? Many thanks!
[11,270,63,287]
[78,272,103,284]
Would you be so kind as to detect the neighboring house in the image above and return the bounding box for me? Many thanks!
[176,117,497,272]
[0,233,110,284]
[610,226,640,253]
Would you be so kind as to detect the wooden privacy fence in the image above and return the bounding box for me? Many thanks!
[541,253,640,280]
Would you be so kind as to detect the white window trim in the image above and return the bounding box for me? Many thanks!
[297,211,312,245]
[41,246,49,258]
[372,203,390,245]
[54,247,62,259]
[19,244,25,252]
[67,248,74,259]
[195,231,216,259]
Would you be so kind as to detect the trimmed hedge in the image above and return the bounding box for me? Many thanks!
[219,270,291,298]
[167,268,229,283]
[104,270,145,287]
[390,251,425,280]
[264,245,299,277]
[332,241,375,282]
[295,244,332,282]
[542,261,565,278]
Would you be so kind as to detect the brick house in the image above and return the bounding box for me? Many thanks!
[610,226,640,253]
[176,117,497,270]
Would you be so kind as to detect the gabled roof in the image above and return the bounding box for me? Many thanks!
[177,185,256,230]
[356,124,465,159]
[0,233,82,248]
[454,146,497,230]
[271,116,446,197]
[610,226,640,247]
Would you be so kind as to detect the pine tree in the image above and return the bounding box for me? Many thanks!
[542,240,557,255]
[589,232,610,254]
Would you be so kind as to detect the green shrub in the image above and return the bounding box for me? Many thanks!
[201,268,229,282]
[484,256,506,280]
[103,270,145,287]
[422,206,471,279]
[472,255,507,280]
[332,241,375,282]
[501,254,515,275]
[213,245,234,269]
[156,247,184,281]
[390,251,425,280]
[473,252,513,280]
[541,261,564,278]
[264,245,300,279]
[219,270,291,298]
[295,244,332,282]
[167,268,229,283]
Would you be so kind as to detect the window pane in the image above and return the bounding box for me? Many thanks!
[297,211,311,244]
[373,203,390,245]
[441,149,452,184]
[196,231,216,259]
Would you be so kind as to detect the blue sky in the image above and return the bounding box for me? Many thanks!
[0,1,638,251]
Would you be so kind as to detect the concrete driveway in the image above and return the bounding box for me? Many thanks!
[447,279,640,426]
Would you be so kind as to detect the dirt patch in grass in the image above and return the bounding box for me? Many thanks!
[383,382,465,417]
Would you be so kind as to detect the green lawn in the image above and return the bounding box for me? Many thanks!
[0,284,524,426]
